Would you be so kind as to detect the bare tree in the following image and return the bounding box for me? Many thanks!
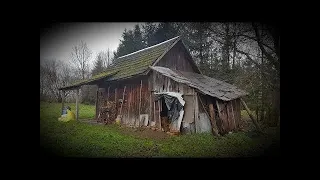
[106,48,113,68]
[70,41,93,103]
[40,64,47,101]
[40,59,74,102]
[71,40,92,80]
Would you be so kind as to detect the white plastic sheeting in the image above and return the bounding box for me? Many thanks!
[155,92,185,132]
[197,113,212,133]
[170,109,184,132]
[155,92,185,106]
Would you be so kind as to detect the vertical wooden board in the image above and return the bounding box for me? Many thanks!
[183,95,195,124]
[227,102,235,131]
[154,100,159,129]
[217,100,228,134]
[143,84,149,114]
[158,100,161,130]
[133,85,138,127]
[225,102,230,131]
[194,92,199,133]
[133,85,137,126]
[235,99,241,128]
[224,102,231,132]
[125,86,131,125]
[215,100,223,133]
[231,100,238,130]
[223,102,230,132]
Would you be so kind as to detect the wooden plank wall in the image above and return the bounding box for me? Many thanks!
[150,71,196,129]
[215,98,241,134]
[97,77,151,127]
[155,41,197,72]
[96,72,243,135]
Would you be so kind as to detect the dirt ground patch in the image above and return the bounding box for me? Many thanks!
[117,126,171,140]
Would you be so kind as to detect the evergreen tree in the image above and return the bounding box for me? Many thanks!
[92,52,106,76]
[142,22,158,46]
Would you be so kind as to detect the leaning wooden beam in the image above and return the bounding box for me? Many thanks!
[61,90,65,115]
[240,98,262,132]
[209,103,220,136]
[76,88,79,121]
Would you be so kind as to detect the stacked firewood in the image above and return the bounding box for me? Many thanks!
[97,101,117,124]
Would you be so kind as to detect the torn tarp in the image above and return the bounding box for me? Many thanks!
[155,92,185,123]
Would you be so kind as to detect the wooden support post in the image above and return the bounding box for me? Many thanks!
[76,88,79,121]
[95,88,98,120]
[209,103,220,136]
[119,86,126,119]
[158,100,161,131]
[240,98,262,132]
[127,87,131,125]
[61,90,65,115]
[138,80,142,127]
[149,91,152,126]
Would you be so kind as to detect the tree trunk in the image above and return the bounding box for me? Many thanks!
[269,88,280,127]
[232,39,237,68]
[57,93,62,103]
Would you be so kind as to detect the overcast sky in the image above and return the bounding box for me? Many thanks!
[40,22,142,66]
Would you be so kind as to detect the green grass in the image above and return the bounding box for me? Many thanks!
[40,102,279,157]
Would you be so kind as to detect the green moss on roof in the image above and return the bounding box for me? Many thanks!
[59,36,179,90]
[59,70,118,90]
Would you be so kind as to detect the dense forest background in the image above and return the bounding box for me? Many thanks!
[40,22,280,127]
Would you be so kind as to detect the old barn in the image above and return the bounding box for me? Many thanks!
[59,36,248,135]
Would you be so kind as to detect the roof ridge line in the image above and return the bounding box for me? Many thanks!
[116,36,180,60]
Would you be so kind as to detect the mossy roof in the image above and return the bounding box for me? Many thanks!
[59,36,180,90]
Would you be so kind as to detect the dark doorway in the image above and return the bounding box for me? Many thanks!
[160,97,170,132]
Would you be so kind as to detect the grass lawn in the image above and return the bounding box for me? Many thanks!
[40,102,280,157]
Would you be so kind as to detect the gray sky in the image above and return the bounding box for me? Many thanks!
[40,22,142,66]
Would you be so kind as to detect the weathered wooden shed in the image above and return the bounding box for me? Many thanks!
[59,36,248,135]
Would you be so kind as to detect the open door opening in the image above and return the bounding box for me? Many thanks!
[155,92,185,134]
[160,97,170,132]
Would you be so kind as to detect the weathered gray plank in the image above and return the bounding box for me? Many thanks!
[150,66,247,101]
